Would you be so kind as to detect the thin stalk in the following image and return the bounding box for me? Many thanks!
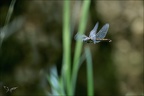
[62,0,72,95]
[72,0,91,94]
[0,0,16,47]
[85,47,94,96]
[4,0,16,25]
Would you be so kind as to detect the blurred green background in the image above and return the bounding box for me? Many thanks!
[0,0,143,96]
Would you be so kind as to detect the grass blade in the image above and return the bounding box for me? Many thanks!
[4,0,16,25]
[0,0,16,47]
[72,0,91,94]
[85,46,94,96]
[62,0,72,95]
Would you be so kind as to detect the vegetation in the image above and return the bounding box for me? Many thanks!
[47,0,94,95]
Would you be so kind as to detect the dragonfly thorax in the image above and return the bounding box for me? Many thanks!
[83,37,93,43]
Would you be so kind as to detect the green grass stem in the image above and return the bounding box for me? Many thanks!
[0,0,16,48]
[85,46,94,96]
[62,0,72,95]
[72,0,91,94]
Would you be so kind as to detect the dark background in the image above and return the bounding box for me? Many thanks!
[0,0,143,96]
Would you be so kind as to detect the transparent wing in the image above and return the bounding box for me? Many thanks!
[89,22,99,41]
[74,33,88,41]
[96,23,109,39]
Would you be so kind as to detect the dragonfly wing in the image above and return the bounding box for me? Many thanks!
[96,23,109,39]
[89,22,99,41]
[74,33,88,42]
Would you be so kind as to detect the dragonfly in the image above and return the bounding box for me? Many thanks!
[74,22,112,44]
[3,86,18,93]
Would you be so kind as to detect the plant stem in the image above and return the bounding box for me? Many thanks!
[72,0,91,94]
[62,0,72,95]
[85,46,94,96]
[0,0,16,48]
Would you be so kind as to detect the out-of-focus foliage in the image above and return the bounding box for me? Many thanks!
[0,0,143,96]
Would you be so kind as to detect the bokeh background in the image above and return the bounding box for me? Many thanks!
[0,0,143,96]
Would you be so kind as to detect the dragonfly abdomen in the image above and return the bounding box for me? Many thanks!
[96,38,112,42]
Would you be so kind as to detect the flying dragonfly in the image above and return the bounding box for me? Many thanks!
[74,22,112,44]
[3,86,18,93]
